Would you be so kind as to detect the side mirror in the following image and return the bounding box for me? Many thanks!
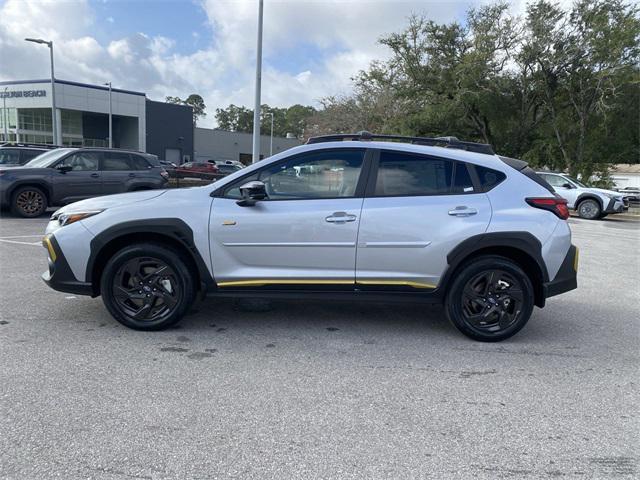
[56,165,73,173]
[237,180,267,206]
[561,182,574,189]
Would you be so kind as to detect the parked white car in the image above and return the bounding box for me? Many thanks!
[536,172,628,220]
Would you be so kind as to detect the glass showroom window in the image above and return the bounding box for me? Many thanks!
[61,110,82,135]
[0,108,17,130]
[18,109,52,133]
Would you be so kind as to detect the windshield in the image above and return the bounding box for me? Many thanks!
[563,175,587,188]
[23,148,76,168]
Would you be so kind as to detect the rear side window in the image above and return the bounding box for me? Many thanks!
[129,154,151,170]
[0,149,21,165]
[474,165,506,192]
[102,152,132,171]
[452,162,475,193]
[374,151,453,196]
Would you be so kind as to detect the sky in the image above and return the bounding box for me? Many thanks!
[1,0,537,128]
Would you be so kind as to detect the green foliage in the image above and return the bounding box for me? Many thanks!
[214,104,316,138]
[313,0,640,178]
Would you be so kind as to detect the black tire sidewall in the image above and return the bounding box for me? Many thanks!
[577,199,601,220]
[11,186,48,218]
[445,256,534,342]
[100,243,195,330]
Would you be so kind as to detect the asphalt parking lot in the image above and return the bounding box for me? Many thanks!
[0,213,638,479]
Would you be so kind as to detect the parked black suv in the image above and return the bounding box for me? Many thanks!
[0,148,169,217]
[0,143,59,167]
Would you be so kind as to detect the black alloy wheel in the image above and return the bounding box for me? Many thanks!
[446,256,534,342]
[113,257,181,322]
[100,243,195,330]
[460,269,523,333]
[12,186,48,217]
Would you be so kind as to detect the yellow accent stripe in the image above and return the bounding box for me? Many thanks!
[42,235,56,262]
[217,279,355,288]
[217,279,436,289]
[356,280,437,289]
[574,247,579,272]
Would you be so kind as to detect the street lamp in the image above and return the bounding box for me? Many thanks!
[2,87,8,142]
[251,0,264,163]
[25,38,58,145]
[268,112,274,157]
[103,82,112,148]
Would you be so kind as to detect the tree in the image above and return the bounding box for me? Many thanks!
[166,94,207,125]
[214,104,316,137]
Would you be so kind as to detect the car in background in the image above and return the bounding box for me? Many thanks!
[209,159,245,169]
[0,148,168,217]
[536,171,627,219]
[159,160,177,169]
[616,186,640,206]
[173,162,219,179]
[0,143,59,167]
[216,163,243,176]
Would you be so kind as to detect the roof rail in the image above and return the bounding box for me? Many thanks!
[305,131,495,155]
[0,142,62,149]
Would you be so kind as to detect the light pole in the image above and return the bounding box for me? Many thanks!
[251,0,264,163]
[103,82,112,148]
[25,38,58,145]
[268,112,274,157]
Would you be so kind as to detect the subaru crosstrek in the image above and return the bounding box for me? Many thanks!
[41,133,578,342]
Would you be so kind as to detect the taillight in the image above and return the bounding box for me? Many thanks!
[526,197,570,220]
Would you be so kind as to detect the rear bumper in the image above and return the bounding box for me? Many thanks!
[41,234,94,296]
[543,245,578,299]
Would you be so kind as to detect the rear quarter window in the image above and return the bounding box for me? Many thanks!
[474,165,506,192]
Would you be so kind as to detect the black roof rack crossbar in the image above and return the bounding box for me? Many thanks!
[306,131,495,155]
[0,142,61,149]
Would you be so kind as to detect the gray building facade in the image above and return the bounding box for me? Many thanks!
[194,128,300,165]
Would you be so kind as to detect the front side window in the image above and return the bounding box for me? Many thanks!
[57,152,100,171]
[102,152,132,171]
[129,154,151,170]
[540,174,568,188]
[374,151,453,196]
[256,149,365,200]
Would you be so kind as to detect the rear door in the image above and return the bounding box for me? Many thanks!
[101,151,135,194]
[52,151,102,203]
[355,150,492,290]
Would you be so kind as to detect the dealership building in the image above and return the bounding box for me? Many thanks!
[0,79,300,165]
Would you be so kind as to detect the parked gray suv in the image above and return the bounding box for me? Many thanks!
[0,148,168,217]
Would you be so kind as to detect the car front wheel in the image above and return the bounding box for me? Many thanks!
[577,198,601,220]
[445,256,534,342]
[11,186,48,217]
[100,243,196,330]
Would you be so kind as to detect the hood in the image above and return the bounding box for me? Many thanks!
[54,189,168,214]
[588,187,622,197]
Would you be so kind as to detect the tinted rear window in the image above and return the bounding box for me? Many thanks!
[475,165,506,191]
[375,151,454,196]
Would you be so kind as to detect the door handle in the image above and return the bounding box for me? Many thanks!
[325,212,357,223]
[448,206,478,217]
[90,173,100,178]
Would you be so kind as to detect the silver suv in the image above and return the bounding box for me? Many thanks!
[536,171,627,220]
[41,133,578,342]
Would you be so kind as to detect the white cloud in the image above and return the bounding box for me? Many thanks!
[1,0,491,127]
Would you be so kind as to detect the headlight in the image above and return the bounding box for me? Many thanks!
[56,210,104,226]
[603,193,623,202]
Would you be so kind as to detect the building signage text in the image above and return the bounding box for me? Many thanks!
[0,90,47,99]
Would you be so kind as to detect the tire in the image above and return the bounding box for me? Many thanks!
[576,198,601,220]
[445,255,535,342]
[11,186,48,218]
[100,243,196,330]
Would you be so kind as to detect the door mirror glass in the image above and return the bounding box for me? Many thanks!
[237,181,267,206]
[56,164,73,173]
[561,182,574,189]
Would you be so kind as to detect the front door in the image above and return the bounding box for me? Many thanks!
[209,148,368,288]
[52,151,102,204]
[356,150,492,290]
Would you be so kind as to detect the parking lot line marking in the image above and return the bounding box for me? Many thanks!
[0,235,44,239]
[0,239,42,246]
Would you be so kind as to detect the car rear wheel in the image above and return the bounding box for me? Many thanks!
[11,186,48,218]
[445,256,534,342]
[100,243,196,330]
[577,198,601,220]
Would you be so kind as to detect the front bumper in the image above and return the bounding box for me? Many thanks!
[543,245,578,299]
[42,234,94,296]
[604,198,627,213]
